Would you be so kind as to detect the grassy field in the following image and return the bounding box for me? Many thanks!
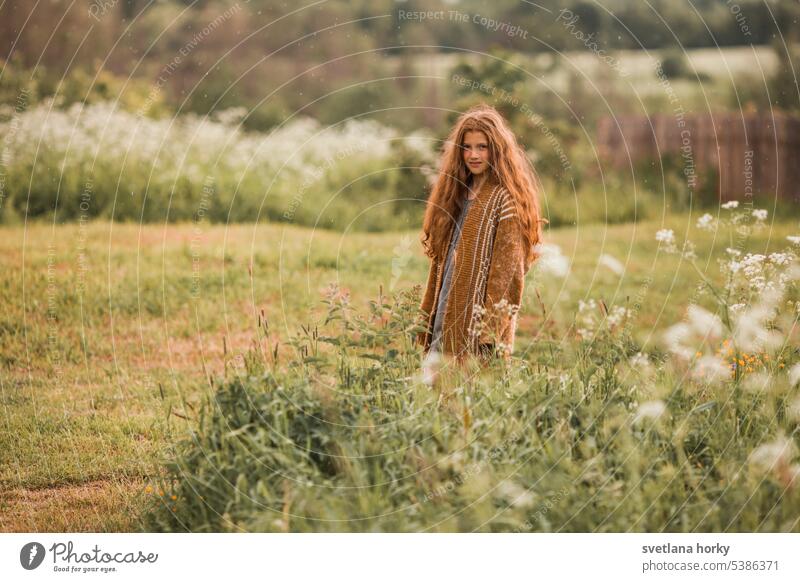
[1,213,798,531]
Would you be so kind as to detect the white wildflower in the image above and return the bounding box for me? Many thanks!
[655,229,681,254]
[749,435,797,473]
[691,355,731,384]
[787,235,800,246]
[752,209,768,221]
[633,400,667,424]
[496,480,536,509]
[732,290,784,352]
[606,305,630,328]
[789,363,800,389]
[534,243,569,278]
[629,352,655,377]
[729,303,746,315]
[655,229,675,244]
[687,304,723,340]
[696,213,716,231]
[421,350,442,386]
[662,322,693,360]
[721,200,739,209]
[769,252,792,266]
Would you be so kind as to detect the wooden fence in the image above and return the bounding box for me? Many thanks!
[596,111,800,203]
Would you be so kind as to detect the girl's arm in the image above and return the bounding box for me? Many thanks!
[479,205,525,348]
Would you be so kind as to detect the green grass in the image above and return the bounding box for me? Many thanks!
[1,214,798,531]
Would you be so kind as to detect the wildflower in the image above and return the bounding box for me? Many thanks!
[655,229,675,244]
[655,229,680,254]
[496,480,536,509]
[421,350,442,387]
[733,298,783,352]
[749,435,797,473]
[729,303,746,314]
[696,213,716,231]
[633,400,667,424]
[787,235,800,246]
[752,209,768,221]
[534,243,569,278]
[687,304,723,340]
[629,352,656,378]
[691,355,730,384]
[606,305,630,328]
[598,253,624,276]
[662,322,693,360]
[721,200,739,209]
[789,363,800,388]
[768,252,792,266]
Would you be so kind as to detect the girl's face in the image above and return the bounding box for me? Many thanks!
[462,130,490,176]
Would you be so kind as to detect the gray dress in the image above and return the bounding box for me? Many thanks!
[429,195,475,353]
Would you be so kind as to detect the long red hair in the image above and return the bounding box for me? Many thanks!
[420,103,547,269]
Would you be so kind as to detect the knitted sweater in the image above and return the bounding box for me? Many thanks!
[417,173,529,361]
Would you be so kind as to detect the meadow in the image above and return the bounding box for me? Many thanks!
[2,207,798,531]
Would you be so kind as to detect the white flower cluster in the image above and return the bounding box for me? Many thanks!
[0,100,436,217]
[628,351,657,379]
[655,228,675,246]
[469,300,519,349]
[718,200,769,228]
[655,228,696,259]
[575,298,631,341]
[492,298,520,318]
[723,250,799,296]
[533,243,569,278]
[662,304,724,362]
[749,435,800,488]
[731,288,785,353]
[420,349,442,387]
[629,351,651,369]
[696,213,716,231]
[632,400,667,424]
[658,212,800,393]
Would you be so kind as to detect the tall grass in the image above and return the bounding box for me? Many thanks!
[143,209,800,531]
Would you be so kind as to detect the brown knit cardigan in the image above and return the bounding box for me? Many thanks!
[417,174,530,361]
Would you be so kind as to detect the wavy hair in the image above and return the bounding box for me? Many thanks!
[420,103,547,270]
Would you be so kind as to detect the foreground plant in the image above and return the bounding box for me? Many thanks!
[143,268,800,532]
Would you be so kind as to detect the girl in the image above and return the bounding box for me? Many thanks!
[417,103,547,364]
